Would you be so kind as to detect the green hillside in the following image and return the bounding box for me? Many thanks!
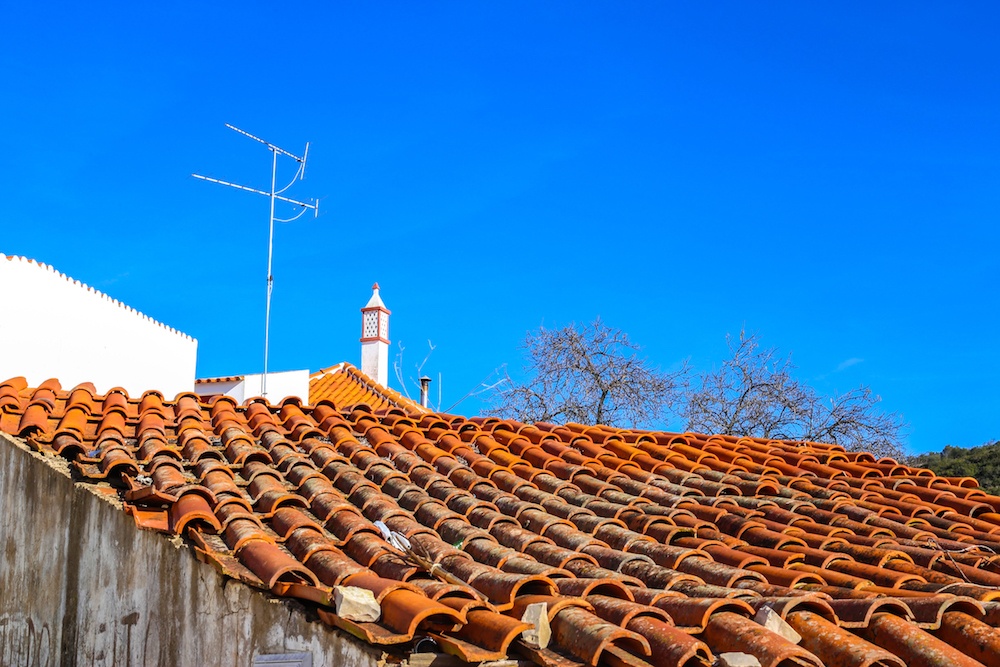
[908,441,1000,494]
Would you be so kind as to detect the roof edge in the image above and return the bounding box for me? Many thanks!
[194,375,245,385]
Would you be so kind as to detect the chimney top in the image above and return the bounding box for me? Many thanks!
[360,283,390,386]
[364,283,388,311]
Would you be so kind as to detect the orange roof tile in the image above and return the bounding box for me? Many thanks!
[4,370,1000,667]
[309,363,425,412]
[194,375,245,384]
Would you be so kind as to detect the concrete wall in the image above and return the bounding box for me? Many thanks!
[0,255,197,398]
[0,432,381,667]
[194,370,310,404]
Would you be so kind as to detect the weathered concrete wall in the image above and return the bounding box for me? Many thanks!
[0,433,383,667]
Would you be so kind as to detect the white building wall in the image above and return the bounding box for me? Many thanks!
[243,370,310,403]
[194,370,310,404]
[193,379,244,399]
[0,255,197,398]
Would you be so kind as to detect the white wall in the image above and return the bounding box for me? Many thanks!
[194,369,310,404]
[242,370,310,403]
[194,378,244,398]
[361,340,389,387]
[0,255,197,398]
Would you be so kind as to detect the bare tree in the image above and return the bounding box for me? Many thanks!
[393,340,437,406]
[489,318,688,428]
[683,330,907,459]
[491,322,907,459]
[681,330,812,439]
[801,386,908,459]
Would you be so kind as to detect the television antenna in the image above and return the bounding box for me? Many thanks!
[193,123,318,398]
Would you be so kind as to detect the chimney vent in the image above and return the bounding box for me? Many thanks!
[419,376,431,408]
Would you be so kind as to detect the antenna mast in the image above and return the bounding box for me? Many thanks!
[193,124,318,398]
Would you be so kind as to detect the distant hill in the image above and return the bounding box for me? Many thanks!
[908,441,1000,494]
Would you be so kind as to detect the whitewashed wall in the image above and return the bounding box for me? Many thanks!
[194,378,244,398]
[194,369,310,404]
[0,255,197,398]
[361,341,389,387]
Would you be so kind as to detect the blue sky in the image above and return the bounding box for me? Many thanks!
[2,3,997,454]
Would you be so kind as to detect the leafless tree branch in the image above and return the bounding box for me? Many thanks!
[489,322,907,459]
[488,318,689,428]
[392,342,411,400]
[682,329,907,459]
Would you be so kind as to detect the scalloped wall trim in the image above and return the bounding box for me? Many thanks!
[2,254,195,341]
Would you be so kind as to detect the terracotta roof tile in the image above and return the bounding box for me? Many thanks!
[6,371,1000,666]
[309,363,424,412]
[195,375,245,384]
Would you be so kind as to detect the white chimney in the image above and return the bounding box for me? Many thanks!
[360,283,390,386]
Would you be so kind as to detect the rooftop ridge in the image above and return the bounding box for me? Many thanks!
[309,362,425,412]
[194,375,245,385]
[342,363,425,412]
[312,362,347,378]
[2,253,195,342]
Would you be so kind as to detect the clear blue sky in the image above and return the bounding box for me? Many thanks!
[2,3,997,454]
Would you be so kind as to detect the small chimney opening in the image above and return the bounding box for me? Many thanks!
[419,376,432,408]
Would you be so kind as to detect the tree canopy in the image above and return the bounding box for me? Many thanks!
[907,441,1000,494]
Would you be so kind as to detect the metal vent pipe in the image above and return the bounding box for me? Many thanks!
[419,376,431,408]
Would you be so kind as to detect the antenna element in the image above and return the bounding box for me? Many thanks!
[193,124,318,398]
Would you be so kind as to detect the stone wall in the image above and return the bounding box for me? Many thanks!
[0,432,382,667]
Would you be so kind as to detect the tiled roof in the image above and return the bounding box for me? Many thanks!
[309,363,425,412]
[5,373,1000,667]
[195,375,245,385]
